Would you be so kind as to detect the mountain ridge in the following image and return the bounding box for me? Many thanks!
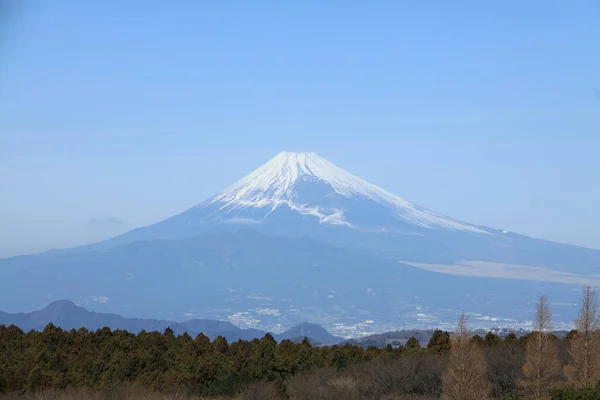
[0,230,587,335]
[1,151,599,335]
[197,151,488,233]
[0,299,343,344]
[58,151,600,277]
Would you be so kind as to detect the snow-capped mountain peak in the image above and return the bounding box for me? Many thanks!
[197,151,488,234]
[208,151,394,205]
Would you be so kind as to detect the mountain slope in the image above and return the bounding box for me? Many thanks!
[2,151,599,335]
[274,323,342,345]
[0,300,213,338]
[198,151,488,233]
[69,151,600,276]
[0,231,586,335]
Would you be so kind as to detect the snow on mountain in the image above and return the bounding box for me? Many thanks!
[8,150,600,330]
[196,151,488,234]
[69,150,600,278]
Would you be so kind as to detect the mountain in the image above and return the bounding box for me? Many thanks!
[0,300,193,336]
[179,319,263,341]
[78,151,600,276]
[344,330,437,348]
[0,231,587,336]
[0,300,341,343]
[84,151,488,244]
[2,151,598,335]
[274,323,342,345]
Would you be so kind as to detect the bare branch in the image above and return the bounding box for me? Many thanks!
[519,295,562,398]
[565,285,600,388]
[442,313,491,400]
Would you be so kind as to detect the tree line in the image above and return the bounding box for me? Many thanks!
[0,286,599,399]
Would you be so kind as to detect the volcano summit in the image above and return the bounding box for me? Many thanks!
[96,151,497,251]
[196,151,488,233]
[1,151,599,333]
[92,151,599,277]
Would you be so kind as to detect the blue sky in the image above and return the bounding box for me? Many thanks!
[1,1,599,256]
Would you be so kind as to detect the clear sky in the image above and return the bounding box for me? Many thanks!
[1,1,599,257]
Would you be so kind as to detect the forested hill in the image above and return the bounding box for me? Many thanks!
[1,323,597,399]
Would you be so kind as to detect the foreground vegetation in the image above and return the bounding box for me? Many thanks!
[0,387,232,400]
[1,287,599,400]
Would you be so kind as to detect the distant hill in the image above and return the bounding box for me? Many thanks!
[2,151,596,334]
[344,329,437,348]
[0,300,342,344]
[344,328,572,348]
[179,319,265,342]
[75,152,600,278]
[274,323,342,345]
[0,300,203,337]
[0,230,585,333]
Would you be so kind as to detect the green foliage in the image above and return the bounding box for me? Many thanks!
[405,336,421,349]
[550,384,600,400]
[212,336,229,354]
[0,322,586,399]
[505,332,518,343]
[484,331,501,346]
[0,324,404,396]
[470,334,484,346]
[427,329,451,354]
[518,331,534,346]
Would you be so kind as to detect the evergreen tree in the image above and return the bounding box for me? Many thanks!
[505,332,518,343]
[405,336,421,350]
[250,334,278,381]
[213,335,229,354]
[427,329,451,354]
[470,334,484,346]
[484,331,501,347]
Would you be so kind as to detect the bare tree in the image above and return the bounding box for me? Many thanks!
[565,285,600,388]
[442,314,491,400]
[518,295,562,398]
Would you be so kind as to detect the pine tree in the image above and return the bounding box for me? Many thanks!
[505,332,518,343]
[405,336,421,350]
[484,331,501,347]
[428,329,451,354]
[470,334,484,347]
[213,336,229,354]
[250,333,278,381]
